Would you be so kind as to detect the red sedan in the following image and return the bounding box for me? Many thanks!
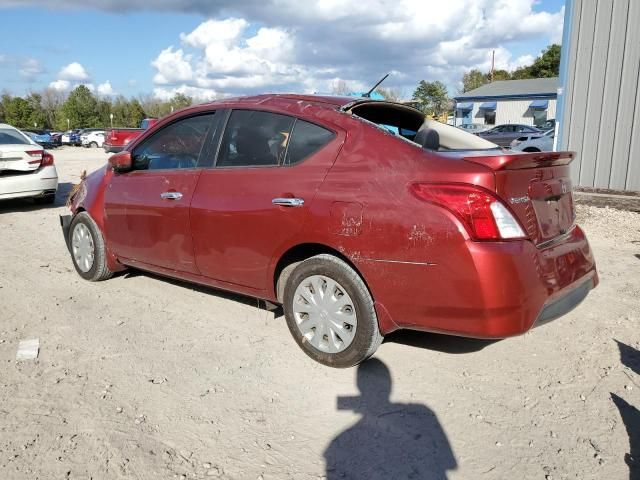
[61,94,598,367]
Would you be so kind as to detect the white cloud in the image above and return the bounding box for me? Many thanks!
[58,62,90,81]
[147,0,563,97]
[19,58,45,78]
[153,84,219,101]
[49,79,71,91]
[151,47,194,84]
[47,80,95,93]
[97,80,115,96]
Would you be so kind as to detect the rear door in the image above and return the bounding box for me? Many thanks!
[104,112,219,273]
[190,109,343,291]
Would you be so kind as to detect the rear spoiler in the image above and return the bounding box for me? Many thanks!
[462,151,575,171]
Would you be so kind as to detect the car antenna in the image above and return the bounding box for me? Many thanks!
[363,73,390,98]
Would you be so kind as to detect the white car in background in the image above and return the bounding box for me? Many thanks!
[510,129,555,152]
[81,130,105,148]
[0,124,58,204]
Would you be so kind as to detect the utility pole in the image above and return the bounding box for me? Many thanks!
[491,50,495,82]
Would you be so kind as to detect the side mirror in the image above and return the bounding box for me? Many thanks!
[108,151,132,172]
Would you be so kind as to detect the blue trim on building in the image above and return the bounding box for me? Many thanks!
[478,101,497,110]
[529,99,549,109]
[454,93,557,101]
[456,102,473,110]
[556,0,574,150]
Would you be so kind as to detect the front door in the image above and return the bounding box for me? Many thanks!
[190,109,343,291]
[104,112,218,273]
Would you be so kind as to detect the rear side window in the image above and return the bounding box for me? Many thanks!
[217,110,295,167]
[0,129,30,145]
[285,120,335,165]
[132,113,215,171]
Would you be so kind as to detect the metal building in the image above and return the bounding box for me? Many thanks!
[557,0,640,191]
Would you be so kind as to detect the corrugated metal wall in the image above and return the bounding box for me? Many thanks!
[559,0,640,191]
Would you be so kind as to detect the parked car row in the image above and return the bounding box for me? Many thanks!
[456,121,555,151]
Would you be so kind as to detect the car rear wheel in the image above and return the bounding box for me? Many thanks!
[523,147,541,152]
[283,254,383,368]
[90,142,98,148]
[69,212,113,281]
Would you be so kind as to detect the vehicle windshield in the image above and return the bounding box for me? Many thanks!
[0,129,30,145]
[347,101,498,150]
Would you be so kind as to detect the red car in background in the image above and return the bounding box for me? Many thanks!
[61,94,597,368]
[103,118,158,153]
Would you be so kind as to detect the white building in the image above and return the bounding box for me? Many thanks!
[453,77,558,128]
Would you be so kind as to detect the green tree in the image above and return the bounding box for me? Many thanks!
[512,44,561,79]
[61,85,100,128]
[412,80,450,116]
[462,69,487,92]
[128,99,146,127]
[25,93,47,128]
[0,93,11,123]
[171,93,193,111]
[4,97,33,128]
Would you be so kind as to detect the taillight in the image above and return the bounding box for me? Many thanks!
[42,152,54,167]
[410,183,527,241]
[26,150,43,165]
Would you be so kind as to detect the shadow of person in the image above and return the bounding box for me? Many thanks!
[611,394,639,480]
[324,359,456,480]
[612,340,640,480]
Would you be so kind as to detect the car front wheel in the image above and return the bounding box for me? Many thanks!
[69,212,113,281]
[283,254,383,368]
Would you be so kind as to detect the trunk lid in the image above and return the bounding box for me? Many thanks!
[0,146,44,173]
[463,151,576,245]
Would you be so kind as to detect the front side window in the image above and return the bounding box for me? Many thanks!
[285,120,335,165]
[132,113,215,171]
[217,110,295,167]
[484,111,496,125]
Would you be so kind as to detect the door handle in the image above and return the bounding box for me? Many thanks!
[160,191,183,200]
[272,197,304,207]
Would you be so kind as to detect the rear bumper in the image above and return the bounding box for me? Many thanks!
[0,165,58,200]
[103,144,124,153]
[363,224,597,337]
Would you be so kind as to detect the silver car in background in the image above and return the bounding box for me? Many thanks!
[510,129,555,152]
[457,123,491,134]
[0,123,58,204]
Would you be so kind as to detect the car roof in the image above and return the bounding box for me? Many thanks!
[201,93,357,109]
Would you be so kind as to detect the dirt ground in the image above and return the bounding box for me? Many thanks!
[1,147,638,480]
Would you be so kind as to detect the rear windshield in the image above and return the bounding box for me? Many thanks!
[0,129,30,145]
[348,101,498,151]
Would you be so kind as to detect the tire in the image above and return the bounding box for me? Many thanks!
[90,142,98,148]
[523,147,541,152]
[283,254,383,368]
[69,212,113,281]
[34,194,56,205]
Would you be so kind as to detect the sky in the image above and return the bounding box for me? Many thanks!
[0,0,566,101]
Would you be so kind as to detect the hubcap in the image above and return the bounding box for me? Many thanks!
[292,275,357,353]
[72,223,95,273]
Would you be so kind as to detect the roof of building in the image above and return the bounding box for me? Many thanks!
[455,77,559,100]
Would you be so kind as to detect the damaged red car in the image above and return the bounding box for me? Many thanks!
[61,94,598,367]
